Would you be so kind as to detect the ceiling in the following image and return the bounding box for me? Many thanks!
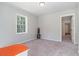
[9,2,77,16]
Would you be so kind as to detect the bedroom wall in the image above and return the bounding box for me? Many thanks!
[0,3,38,47]
[38,9,78,44]
[77,4,79,53]
[0,2,78,48]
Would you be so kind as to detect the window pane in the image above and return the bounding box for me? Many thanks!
[23,25,25,32]
[17,25,20,33]
[17,15,26,33]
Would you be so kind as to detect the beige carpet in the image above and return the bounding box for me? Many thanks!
[24,39,78,56]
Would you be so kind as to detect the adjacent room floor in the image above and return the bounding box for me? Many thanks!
[24,39,78,56]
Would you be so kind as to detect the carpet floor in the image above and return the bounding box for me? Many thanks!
[24,39,78,56]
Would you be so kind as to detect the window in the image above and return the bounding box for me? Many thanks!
[16,14,27,34]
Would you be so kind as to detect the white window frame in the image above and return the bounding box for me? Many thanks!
[16,14,28,34]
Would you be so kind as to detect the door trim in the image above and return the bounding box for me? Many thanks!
[60,13,75,44]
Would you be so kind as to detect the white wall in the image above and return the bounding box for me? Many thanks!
[77,4,79,53]
[0,2,78,48]
[0,3,38,47]
[38,9,78,44]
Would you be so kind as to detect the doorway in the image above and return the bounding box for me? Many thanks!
[60,13,75,44]
[62,16,72,42]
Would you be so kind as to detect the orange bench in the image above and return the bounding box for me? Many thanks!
[0,44,29,56]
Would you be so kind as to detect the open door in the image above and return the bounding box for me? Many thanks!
[60,13,75,44]
[62,16,72,42]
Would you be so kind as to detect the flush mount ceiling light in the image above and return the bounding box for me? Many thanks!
[39,2,45,7]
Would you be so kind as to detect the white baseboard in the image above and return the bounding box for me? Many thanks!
[0,38,35,48]
[42,38,61,42]
[11,38,35,45]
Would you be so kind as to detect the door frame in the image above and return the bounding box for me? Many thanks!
[60,13,75,44]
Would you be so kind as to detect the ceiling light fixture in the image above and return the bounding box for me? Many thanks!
[39,2,45,7]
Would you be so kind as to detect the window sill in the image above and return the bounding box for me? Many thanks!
[16,32,27,34]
